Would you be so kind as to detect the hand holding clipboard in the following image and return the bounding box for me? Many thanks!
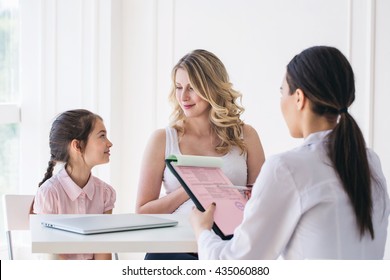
[165,154,248,240]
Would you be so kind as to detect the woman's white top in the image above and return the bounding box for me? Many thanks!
[197,130,390,259]
[163,126,247,214]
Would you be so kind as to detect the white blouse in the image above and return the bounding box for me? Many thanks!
[197,130,390,259]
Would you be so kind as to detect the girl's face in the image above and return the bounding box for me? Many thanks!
[280,74,301,138]
[83,119,112,168]
[175,68,210,118]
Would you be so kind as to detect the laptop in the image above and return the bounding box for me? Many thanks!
[41,213,178,235]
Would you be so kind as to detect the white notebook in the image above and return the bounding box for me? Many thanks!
[41,213,178,235]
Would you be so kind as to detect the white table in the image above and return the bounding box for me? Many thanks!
[30,214,197,254]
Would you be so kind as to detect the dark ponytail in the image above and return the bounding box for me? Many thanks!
[329,112,373,238]
[286,46,374,239]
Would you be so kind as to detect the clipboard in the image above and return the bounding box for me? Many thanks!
[165,154,247,240]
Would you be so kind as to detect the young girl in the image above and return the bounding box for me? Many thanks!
[190,46,390,259]
[34,109,116,260]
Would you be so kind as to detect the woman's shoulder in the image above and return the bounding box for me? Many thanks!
[263,147,308,170]
[149,126,181,145]
[241,123,263,152]
[149,128,167,142]
[242,123,255,131]
[366,148,386,177]
[242,123,260,138]
[366,148,381,163]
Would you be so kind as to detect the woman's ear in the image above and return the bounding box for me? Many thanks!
[295,88,306,111]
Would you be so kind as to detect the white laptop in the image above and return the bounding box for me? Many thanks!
[41,213,178,235]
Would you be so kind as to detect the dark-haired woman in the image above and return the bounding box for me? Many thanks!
[190,46,390,259]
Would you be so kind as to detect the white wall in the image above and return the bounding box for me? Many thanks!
[119,0,390,258]
[17,0,390,259]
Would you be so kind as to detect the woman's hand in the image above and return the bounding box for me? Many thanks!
[244,184,254,200]
[190,202,216,240]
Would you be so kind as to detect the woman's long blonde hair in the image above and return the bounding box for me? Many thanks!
[168,49,246,155]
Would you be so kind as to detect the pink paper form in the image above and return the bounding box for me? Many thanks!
[174,165,247,236]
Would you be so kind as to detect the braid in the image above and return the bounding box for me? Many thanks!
[38,160,56,187]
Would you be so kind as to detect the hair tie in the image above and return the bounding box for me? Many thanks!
[339,107,348,114]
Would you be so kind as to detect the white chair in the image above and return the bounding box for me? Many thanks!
[2,194,34,260]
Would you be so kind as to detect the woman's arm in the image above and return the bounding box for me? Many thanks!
[191,156,301,259]
[93,253,112,260]
[135,129,189,214]
[243,124,265,185]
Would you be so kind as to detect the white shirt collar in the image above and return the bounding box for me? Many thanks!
[302,130,332,147]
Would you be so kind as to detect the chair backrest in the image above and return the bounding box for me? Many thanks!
[2,194,34,260]
[2,194,34,231]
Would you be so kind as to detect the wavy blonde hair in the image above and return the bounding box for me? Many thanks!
[169,49,246,155]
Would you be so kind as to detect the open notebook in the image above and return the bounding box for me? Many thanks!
[41,213,178,235]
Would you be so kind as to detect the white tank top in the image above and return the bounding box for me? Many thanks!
[162,126,248,214]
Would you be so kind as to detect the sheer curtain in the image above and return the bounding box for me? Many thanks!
[0,0,21,260]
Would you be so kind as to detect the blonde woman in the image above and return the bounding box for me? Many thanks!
[136,49,265,259]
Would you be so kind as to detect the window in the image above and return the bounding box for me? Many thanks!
[0,124,19,191]
[0,0,20,258]
[0,0,19,103]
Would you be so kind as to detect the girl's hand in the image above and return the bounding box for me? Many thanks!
[190,202,216,240]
